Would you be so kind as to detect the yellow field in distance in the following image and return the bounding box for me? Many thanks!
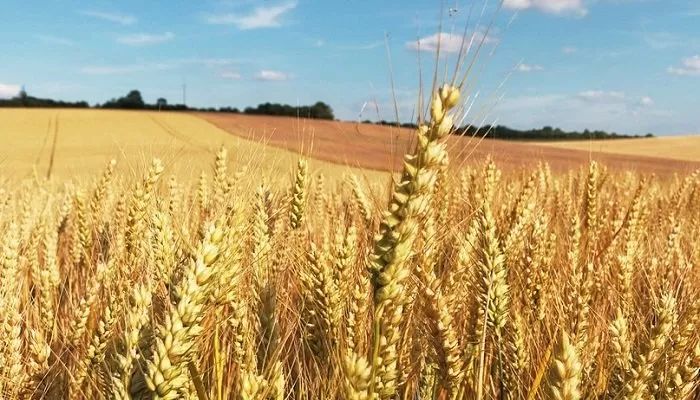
[534,136,700,162]
[0,109,386,184]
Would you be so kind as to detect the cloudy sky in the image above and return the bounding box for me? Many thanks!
[1,0,698,135]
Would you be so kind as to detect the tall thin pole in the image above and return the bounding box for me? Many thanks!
[182,77,187,107]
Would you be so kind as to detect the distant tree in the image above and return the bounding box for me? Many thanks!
[123,90,145,109]
[101,90,145,109]
[156,97,168,110]
[241,101,334,119]
[18,86,28,107]
[218,106,240,113]
[310,101,334,120]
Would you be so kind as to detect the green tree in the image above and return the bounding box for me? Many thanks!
[121,90,145,109]
[310,101,334,120]
[18,86,28,107]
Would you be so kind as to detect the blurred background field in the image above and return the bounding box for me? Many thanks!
[2,109,698,185]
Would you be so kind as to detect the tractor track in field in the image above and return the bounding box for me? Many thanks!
[34,114,55,166]
[149,115,213,154]
[46,112,59,179]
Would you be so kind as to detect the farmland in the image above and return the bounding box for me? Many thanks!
[1,84,700,399]
[3,109,697,182]
[199,112,700,176]
[0,109,387,183]
[4,0,700,396]
[534,135,700,163]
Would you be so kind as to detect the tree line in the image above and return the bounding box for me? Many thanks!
[0,88,335,120]
[0,88,90,108]
[368,120,653,140]
[0,88,653,139]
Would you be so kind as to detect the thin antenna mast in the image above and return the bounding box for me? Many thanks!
[182,77,187,107]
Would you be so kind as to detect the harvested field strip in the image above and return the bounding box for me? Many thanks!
[194,112,700,176]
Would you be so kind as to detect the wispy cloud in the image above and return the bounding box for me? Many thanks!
[117,32,174,46]
[219,70,242,79]
[643,32,686,50]
[35,34,76,47]
[35,82,87,95]
[80,63,175,75]
[337,41,384,51]
[79,10,137,25]
[667,55,700,76]
[255,70,290,81]
[562,46,578,54]
[406,32,497,53]
[503,0,587,17]
[80,57,255,75]
[676,8,700,17]
[495,91,670,134]
[203,1,297,29]
[577,90,626,102]
[183,58,240,67]
[515,63,544,72]
[0,83,21,98]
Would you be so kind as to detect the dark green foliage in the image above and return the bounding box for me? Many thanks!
[0,87,89,108]
[101,90,145,109]
[367,120,651,140]
[452,124,650,140]
[243,101,334,120]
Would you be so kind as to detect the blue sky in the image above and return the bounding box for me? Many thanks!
[0,0,699,135]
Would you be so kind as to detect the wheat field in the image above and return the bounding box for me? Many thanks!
[534,136,700,162]
[1,77,699,400]
[0,109,385,183]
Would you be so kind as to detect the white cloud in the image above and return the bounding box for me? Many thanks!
[255,70,290,81]
[117,32,174,46]
[562,46,578,54]
[314,39,325,47]
[204,1,297,29]
[668,55,700,76]
[406,32,497,53]
[503,0,587,16]
[219,70,242,79]
[686,56,700,69]
[35,34,76,47]
[79,10,137,25]
[0,83,21,99]
[640,96,654,106]
[515,63,544,72]
[577,90,626,102]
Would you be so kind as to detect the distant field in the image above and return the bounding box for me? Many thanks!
[0,109,385,183]
[195,113,700,175]
[1,109,697,182]
[534,136,700,162]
